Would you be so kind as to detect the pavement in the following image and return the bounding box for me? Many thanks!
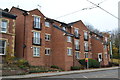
[1,67,119,79]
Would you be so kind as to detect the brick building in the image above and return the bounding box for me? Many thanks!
[10,7,110,70]
[0,9,17,59]
[90,32,110,66]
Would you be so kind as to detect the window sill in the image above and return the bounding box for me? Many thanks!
[67,41,72,42]
[33,56,40,58]
[45,40,50,41]
[0,32,15,36]
[76,58,80,60]
[45,54,50,56]
[0,31,7,33]
[0,54,6,56]
[68,55,72,56]
[45,26,50,28]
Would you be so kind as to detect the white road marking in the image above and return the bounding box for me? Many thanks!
[83,75,88,78]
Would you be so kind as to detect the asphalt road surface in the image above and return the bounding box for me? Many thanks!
[8,69,119,80]
[43,69,119,78]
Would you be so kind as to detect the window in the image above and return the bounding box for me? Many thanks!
[85,53,88,58]
[105,53,107,58]
[45,34,51,41]
[105,37,107,42]
[34,16,40,29]
[75,40,80,50]
[1,20,8,33]
[45,48,51,55]
[67,36,72,42]
[0,40,6,55]
[67,48,72,55]
[104,45,107,49]
[84,42,89,51]
[33,47,40,57]
[84,32,88,40]
[76,52,80,59]
[45,22,50,27]
[74,28,79,38]
[33,32,40,45]
[62,27,66,31]
[98,53,102,62]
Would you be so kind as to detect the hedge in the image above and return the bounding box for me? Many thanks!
[71,66,81,70]
[79,59,100,68]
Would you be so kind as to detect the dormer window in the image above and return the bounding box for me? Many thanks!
[62,27,66,31]
[67,36,72,42]
[45,22,50,27]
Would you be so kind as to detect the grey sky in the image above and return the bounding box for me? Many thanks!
[1,0,119,31]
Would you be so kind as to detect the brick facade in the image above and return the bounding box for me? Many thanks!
[0,9,17,58]
[10,7,110,70]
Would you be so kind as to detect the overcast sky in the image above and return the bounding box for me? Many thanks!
[1,0,119,32]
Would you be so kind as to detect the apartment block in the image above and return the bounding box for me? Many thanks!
[90,32,110,66]
[10,7,110,70]
[0,9,17,59]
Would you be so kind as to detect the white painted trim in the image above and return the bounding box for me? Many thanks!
[98,53,102,62]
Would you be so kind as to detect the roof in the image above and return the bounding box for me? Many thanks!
[68,20,82,25]
[12,6,28,13]
[53,24,74,37]
[90,31,103,38]
[45,17,71,27]
[1,9,17,19]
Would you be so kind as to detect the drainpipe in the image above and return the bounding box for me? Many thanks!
[22,12,28,58]
[71,26,75,67]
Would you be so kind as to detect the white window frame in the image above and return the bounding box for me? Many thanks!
[45,21,50,27]
[104,45,107,49]
[33,32,40,44]
[84,32,88,40]
[34,16,40,29]
[0,40,6,55]
[1,20,8,33]
[84,41,88,51]
[105,37,107,42]
[74,28,79,36]
[45,34,51,41]
[62,27,66,31]
[67,48,72,56]
[45,48,51,55]
[67,36,72,42]
[75,40,79,50]
[75,52,80,59]
[98,53,102,62]
[33,47,40,57]
[105,52,107,58]
[85,53,88,58]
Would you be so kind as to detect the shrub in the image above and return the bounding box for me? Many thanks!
[79,59,100,68]
[71,66,81,70]
[51,65,59,69]
[17,59,29,67]
[109,62,119,67]
[113,53,120,59]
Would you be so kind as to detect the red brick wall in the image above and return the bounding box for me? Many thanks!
[1,16,16,57]
[71,21,92,67]
[10,8,25,58]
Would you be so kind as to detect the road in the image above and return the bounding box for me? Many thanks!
[8,69,119,80]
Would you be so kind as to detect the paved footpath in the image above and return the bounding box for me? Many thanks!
[1,67,119,79]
